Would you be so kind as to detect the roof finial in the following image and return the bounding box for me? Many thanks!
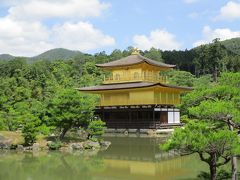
[131,47,140,55]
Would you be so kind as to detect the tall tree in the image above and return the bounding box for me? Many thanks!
[180,72,240,179]
[161,121,240,180]
[144,47,163,62]
[208,38,226,81]
[48,89,96,140]
[110,49,123,61]
[193,39,227,81]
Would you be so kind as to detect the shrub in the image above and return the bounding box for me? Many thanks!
[47,141,62,150]
[87,120,106,140]
[22,114,41,146]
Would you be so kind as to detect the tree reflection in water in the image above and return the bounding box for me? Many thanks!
[0,136,213,180]
[0,151,105,180]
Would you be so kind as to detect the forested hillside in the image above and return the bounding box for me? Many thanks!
[221,37,240,55]
[1,38,239,75]
[30,48,84,62]
[0,48,84,62]
[0,54,15,61]
[0,38,239,145]
[0,56,105,144]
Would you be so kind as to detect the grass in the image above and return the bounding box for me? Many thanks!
[36,134,48,148]
[0,131,24,145]
[0,131,85,147]
[0,131,48,146]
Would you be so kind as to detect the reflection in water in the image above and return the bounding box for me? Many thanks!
[98,136,208,180]
[0,136,210,180]
[0,152,105,180]
[99,136,175,162]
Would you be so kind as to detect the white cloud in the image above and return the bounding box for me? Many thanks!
[133,29,181,51]
[0,0,115,56]
[183,0,199,4]
[216,1,240,21]
[52,22,115,51]
[193,26,240,47]
[0,18,115,56]
[0,17,54,56]
[8,0,110,20]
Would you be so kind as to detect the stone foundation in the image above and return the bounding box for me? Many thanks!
[104,128,175,136]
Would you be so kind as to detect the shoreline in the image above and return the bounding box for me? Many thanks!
[0,131,111,153]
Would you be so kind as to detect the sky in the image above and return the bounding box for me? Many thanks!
[0,0,240,56]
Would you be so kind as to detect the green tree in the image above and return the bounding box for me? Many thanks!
[87,120,106,140]
[144,47,163,62]
[208,38,227,81]
[122,46,134,57]
[94,51,109,64]
[0,107,19,131]
[193,39,227,81]
[165,70,195,87]
[48,89,96,140]
[180,72,240,179]
[110,49,123,61]
[161,121,240,180]
[22,113,41,145]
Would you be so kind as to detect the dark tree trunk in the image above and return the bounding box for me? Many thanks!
[232,156,238,180]
[213,66,218,82]
[209,153,217,180]
[227,119,238,180]
[59,127,69,141]
[210,165,217,180]
[199,152,217,180]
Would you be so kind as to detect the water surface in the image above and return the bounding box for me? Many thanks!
[0,136,212,180]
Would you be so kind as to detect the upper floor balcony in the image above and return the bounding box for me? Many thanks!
[103,73,168,84]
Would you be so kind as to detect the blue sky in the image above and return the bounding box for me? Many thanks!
[0,0,240,56]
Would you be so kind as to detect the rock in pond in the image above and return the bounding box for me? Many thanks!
[24,146,33,151]
[83,141,100,150]
[32,143,40,151]
[0,138,12,149]
[71,143,84,150]
[16,145,24,151]
[100,141,111,149]
[59,146,73,153]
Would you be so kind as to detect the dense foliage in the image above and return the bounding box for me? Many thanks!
[0,38,239,157]
[0,57,105,144]
[48,89,97,140]
[162,72,240,179]
[1,38,240,75]
[87,120,106,140]
[161,121,240,180]
[222,37,240,55]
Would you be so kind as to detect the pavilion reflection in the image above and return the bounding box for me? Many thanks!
[95,136,197,180]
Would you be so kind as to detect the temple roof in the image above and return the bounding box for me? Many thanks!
[96,54,176,68]
[77,82,193,92]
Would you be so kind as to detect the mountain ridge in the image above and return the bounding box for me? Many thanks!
[30,48,83,61]
[0,48,84,62]
[0,38,240,61]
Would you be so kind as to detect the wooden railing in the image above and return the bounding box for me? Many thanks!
[103,74,168,84]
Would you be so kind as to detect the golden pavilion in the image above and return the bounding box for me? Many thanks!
[78,50,192,129]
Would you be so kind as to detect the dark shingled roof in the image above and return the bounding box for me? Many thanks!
[77,82,193,92]
[96,54,176,68]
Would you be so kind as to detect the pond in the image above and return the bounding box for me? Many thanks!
[0,136,215,180]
